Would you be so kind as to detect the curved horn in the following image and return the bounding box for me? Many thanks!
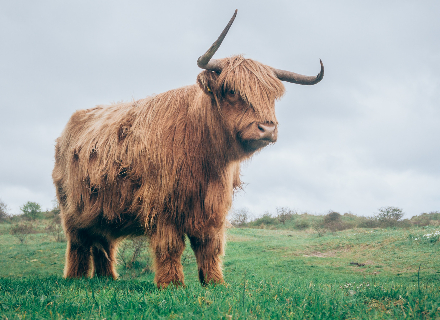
[272,60,324,85]
[197,10,237,73]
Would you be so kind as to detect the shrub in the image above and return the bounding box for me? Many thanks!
[313,226,327,237]
[276,207,295,225]
[396,219,412,229]
[20,201,42,220]
[50,199,61,216]
[324,211,341,224]
[10,223,35,244]
[410,211,440,227]
[294,219,309,230]
[118,236,150,271]
[358,218,379,228]
[0,199,9,222]
[375,206,404,227]
[321,211,352,232]
[249,212,277,226]
[45,214,66,242]
[181,247,196,265]
[429,220,440,226]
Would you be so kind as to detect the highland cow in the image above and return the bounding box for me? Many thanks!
[52,10,323,288]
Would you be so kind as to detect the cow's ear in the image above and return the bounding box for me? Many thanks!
[197,70,219,96]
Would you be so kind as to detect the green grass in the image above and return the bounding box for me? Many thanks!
[1,222,439,319]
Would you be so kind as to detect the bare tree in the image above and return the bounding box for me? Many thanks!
[50,198,61,216]
[230,208,249,227]
[46,214,66,242]
[0,199,9,221]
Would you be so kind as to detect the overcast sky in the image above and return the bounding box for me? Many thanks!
[1,1,439,218]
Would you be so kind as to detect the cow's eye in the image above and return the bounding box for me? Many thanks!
[229,90,235,95]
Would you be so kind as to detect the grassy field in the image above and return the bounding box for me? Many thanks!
[0,221,439,319]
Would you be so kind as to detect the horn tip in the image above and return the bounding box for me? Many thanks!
[231,9,238,22]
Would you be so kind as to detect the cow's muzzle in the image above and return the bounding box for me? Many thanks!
[239,122,278,152]
[257,123,277,142]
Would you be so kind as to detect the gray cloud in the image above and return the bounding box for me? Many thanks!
[1,1,439,217]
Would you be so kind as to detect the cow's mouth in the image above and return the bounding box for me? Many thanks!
[240,139,272,153]
[238,122,277,153]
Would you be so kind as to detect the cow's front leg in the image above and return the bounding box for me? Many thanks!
[188,227,225,286]
[150,224,186,288]
[64,230,93,278]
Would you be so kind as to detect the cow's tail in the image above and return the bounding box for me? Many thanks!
[94,243,111,262]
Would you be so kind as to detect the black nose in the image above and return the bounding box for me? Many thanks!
[257,123,277,142]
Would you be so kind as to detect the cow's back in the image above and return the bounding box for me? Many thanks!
[53,86,204,233]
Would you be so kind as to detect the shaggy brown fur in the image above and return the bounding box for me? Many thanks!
[53,55,285,287]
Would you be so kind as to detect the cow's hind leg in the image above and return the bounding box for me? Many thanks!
[92,239,118,279]
[189,227,225,286]
[150,224,185,288]
[64,230,93,278]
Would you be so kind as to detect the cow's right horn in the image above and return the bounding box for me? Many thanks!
[197,10,237,73]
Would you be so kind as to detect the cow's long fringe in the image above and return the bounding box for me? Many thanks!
[218,55,285,122]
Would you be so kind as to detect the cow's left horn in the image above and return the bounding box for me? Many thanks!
[272,60,324,85]
[197,10,237,73]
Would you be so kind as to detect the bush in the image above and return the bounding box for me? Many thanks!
[358,218,379,228]
[20,201,42,220]
[249,212,278,227]
[429,220,440,226]
[276,207,295,225]
[118,236,150,272]
[50,199,61,216]
[10,223,35,244]
[294,219,310,230]
[45,214,66,242]
[410,211,440,227]
[375,206,404,227]
[396,219,412,229]
[321,211,353,232]
[181,247,196,265]
[313,226,327,237]
[324,211,341,224]
[0,199,10,222]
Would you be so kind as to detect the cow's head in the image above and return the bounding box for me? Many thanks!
[196,10,324,156]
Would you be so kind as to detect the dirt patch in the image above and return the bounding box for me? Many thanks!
[301,245,353,258]
[226,234,255,242]
[303,251,336,258]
